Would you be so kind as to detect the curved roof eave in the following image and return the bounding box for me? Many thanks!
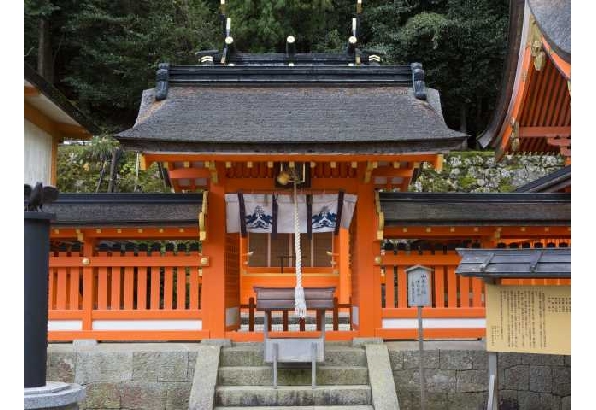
[477,0,527,148]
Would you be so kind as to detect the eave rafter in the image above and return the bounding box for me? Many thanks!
[138,153,443,193]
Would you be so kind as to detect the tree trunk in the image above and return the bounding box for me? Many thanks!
[96,160,107,193]
[37,17,54,83]
[107,148,122,193]
[459,103,467,134]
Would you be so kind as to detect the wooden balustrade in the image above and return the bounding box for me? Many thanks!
[239,296,352,332]
[377,251,486,339]
[47,244,207,341]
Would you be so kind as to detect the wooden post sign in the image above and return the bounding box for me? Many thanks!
[406,265,432,410]
[407,265,432,307]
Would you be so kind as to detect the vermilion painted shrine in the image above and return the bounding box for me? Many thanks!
[42,0,571,344]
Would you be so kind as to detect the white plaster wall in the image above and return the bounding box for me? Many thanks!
[24,119,53,186]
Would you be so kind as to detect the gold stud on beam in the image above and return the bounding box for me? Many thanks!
[351,162,358,169]
[162,162,169,170]
[425,227,431,233]
[53,229,60,235]
[139,154,147,171]
[225,161,232,169]
[247,161,253,168]
[434,154,444,172]
[95,229,102,234]
[183,161,190,168]
[393,162,401,169]
[473,227,479,232]
[310,161,316,168]
[402,228,408,233]
[330,162,337,168]
[76,229,83,242]
[544,227,550,232]
[137,228,143,233]
[450,227,455,233]
[289,161,295,168]
[117,229,122,234]
[267,161,274,168]
[159,228,164,233]
[179,228,185,233]
[520,227,526,232]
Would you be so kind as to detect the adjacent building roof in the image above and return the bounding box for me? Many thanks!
[528,0,570,63]
[455,248,570,279]
[24,63,100,137]
[478,0,571,151]
[117,60,466,154]
[380,192,570,226]
[514,165,571,193]
[43,193,203,227]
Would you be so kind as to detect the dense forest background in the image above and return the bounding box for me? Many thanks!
[24,0,511,192]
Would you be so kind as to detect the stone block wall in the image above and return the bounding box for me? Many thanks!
[387,341,570,410]
[47,343,202,410]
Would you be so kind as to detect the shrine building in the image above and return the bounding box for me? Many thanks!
[44,1,570,343]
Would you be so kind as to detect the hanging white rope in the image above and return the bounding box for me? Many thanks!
[293,180,307,318]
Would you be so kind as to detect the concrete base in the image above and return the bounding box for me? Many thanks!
[352,338,383,347]
[24,381,85,410]
[188,346,221,410]
[72,339,98,348]
[201,339,232,347]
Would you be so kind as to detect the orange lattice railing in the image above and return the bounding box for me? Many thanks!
[377,251,486,339]
[48,242,206,341]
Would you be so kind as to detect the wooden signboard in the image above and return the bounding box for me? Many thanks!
[485,284,570,355]
[407,265,432,307]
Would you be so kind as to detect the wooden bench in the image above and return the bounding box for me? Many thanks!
[253,286,335,388]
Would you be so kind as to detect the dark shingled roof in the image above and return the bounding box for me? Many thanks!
[116,63,466,154]
[528,0,571,63]
[455,248,570,279]
[514,165,571,193]
[43,193,203,227]
[380,192,570,226]
[118,85,465,154]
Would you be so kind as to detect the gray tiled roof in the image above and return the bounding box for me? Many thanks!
[455,248,570,279]
[43,193,203,227]
[528,0,570,63]
[380,192,570,226]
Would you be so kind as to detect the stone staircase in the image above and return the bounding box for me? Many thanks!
[213,342,374,409]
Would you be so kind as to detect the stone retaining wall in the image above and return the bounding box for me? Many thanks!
[47,341,571,410]
[47,343,202,410]
[387,341,571,410]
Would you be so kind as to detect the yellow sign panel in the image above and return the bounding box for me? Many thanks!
[485,284,570,355]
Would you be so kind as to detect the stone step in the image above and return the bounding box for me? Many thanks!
[218,365,368,386]
[220,345,366,367]
[215,385,372,407]
[214,406,374,410]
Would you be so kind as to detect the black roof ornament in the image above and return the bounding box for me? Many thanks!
[25,182,59,212]
[155,63,170,101]
[411,62,427,100]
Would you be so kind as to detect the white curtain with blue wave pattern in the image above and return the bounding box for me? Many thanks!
[225,193,357,234]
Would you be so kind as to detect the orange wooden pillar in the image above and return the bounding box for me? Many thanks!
[351,172,380,336]
[200,163,227,338]
[337,227,351,305]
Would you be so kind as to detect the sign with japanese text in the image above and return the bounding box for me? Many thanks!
[485,284,570,355]
[407,266,432,307]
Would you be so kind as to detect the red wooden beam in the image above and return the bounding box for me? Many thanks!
[519,126,570,138]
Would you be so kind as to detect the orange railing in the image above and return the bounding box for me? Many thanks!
[377,251,486,339]
[48,244,207,341]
